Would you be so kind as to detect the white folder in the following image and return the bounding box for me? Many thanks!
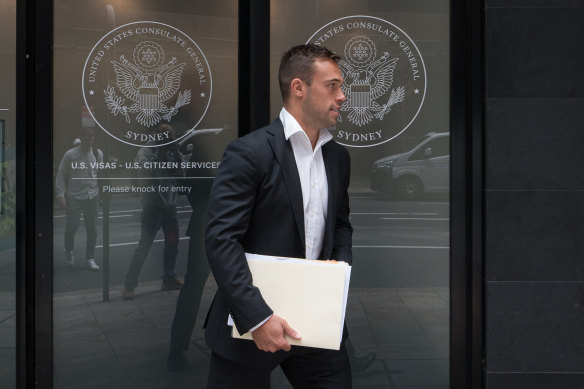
[231,253,351,350]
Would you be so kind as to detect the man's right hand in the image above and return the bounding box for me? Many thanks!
[251,314,301,353]
[57,197,66,209]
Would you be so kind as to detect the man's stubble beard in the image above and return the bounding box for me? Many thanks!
[302,90,337,131]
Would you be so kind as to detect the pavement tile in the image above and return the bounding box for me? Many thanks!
[348,344,394,386]
[421,325,450,358]
[370,324,442,359]
[0,293,15,310]
[104,326,167,351]
[54,305,97,331]
[387,359,449,387]
[357,288,404,308]
[409,307,449,326]
[347,325,377,348]
[0,261,15,274]
[346,299,369,327]
[365,305,419,325]
[0,347,16,387]
[398,290,449,309]
[53,293,87,307]
[54,351,129,389]
[0,311,15,326]
[141,308,175,330]
[133,372,209,389]
[132,291,178,310]
[54,320,104,339]
[393,387,448,389]
[54,336,112,361]
[0,327,15,348]
[87,301,154,332]
[351,360,392,388]
[377,342,443,360]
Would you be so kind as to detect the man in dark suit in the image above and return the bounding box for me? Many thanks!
[204,44,352,388]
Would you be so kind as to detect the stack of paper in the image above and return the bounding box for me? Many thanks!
[231,253,351,350]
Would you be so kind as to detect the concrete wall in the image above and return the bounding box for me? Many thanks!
[484,0,584,387]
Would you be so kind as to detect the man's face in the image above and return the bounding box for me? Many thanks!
[301,59,346,130]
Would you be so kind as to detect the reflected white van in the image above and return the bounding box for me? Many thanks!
[370,132,449,200]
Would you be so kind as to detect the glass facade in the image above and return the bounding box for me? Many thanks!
[0,0,17,387]
[52,1,237,387]
[270,1,450,387]
[0,0,453,387]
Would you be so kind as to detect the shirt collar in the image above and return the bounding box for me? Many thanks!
[279,107,333,147]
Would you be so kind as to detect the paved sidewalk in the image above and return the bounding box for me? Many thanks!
[53,275,448,389]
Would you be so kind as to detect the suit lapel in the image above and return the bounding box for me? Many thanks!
[267,120,305,250]
[322,142,336,255]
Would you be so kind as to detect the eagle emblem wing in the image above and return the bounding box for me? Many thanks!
[367,54,399,100]
[157,62,186,103]
[110,59,140,102]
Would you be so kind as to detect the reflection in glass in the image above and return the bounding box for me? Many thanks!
[270,1,450,387]
[53,1,237,387]
[55,128,102,271]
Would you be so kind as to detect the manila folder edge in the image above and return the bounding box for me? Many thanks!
[231,254,350,350]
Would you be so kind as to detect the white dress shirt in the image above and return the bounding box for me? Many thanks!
[280,107,332,260]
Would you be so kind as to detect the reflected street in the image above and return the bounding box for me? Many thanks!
[50,190,449,294]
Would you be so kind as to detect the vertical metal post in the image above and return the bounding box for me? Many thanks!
[238,0,270,136]
[102,178,111,302]
[102,4,115,303]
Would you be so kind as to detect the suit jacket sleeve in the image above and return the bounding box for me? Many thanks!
[331,146,353,264]
[205,139,273,334]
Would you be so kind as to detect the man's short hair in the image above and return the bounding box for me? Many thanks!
[278,44,341,102]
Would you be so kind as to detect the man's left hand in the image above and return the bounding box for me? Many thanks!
[251,314,301,353]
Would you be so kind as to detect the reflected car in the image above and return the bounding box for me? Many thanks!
[370,132,450,200]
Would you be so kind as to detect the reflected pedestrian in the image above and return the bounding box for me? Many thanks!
[55,128,102,271]
[122,124,185,300]
[167,130,224,371]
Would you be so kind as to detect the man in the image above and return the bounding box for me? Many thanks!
[122,124,185,300]
[204,44,352,388]
[55,128,102,271]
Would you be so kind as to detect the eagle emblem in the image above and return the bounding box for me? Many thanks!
[338,36,405,127]
[104,41,192,127]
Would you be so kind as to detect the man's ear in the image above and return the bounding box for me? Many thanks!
[290,78,305,98]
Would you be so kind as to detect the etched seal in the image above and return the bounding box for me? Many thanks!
[82,21,212,147]
[307,15,426,147]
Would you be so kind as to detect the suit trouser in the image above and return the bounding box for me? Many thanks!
[65,196,98,260]
[124,206,179,289]
[207,343,352,389]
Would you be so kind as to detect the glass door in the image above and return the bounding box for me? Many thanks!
[270,1,450,387]
[52,1,237,387]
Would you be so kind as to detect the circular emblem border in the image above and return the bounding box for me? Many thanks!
[306,15,427,148]
[81,20,213,148]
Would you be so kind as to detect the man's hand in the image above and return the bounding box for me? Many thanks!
[251,314,301,353]
[57,197,66,209]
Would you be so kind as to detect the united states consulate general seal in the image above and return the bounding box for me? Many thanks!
[307,16,426,147]
[82,21,212,147]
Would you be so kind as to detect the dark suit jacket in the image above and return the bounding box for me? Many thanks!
[204,118,352,367]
